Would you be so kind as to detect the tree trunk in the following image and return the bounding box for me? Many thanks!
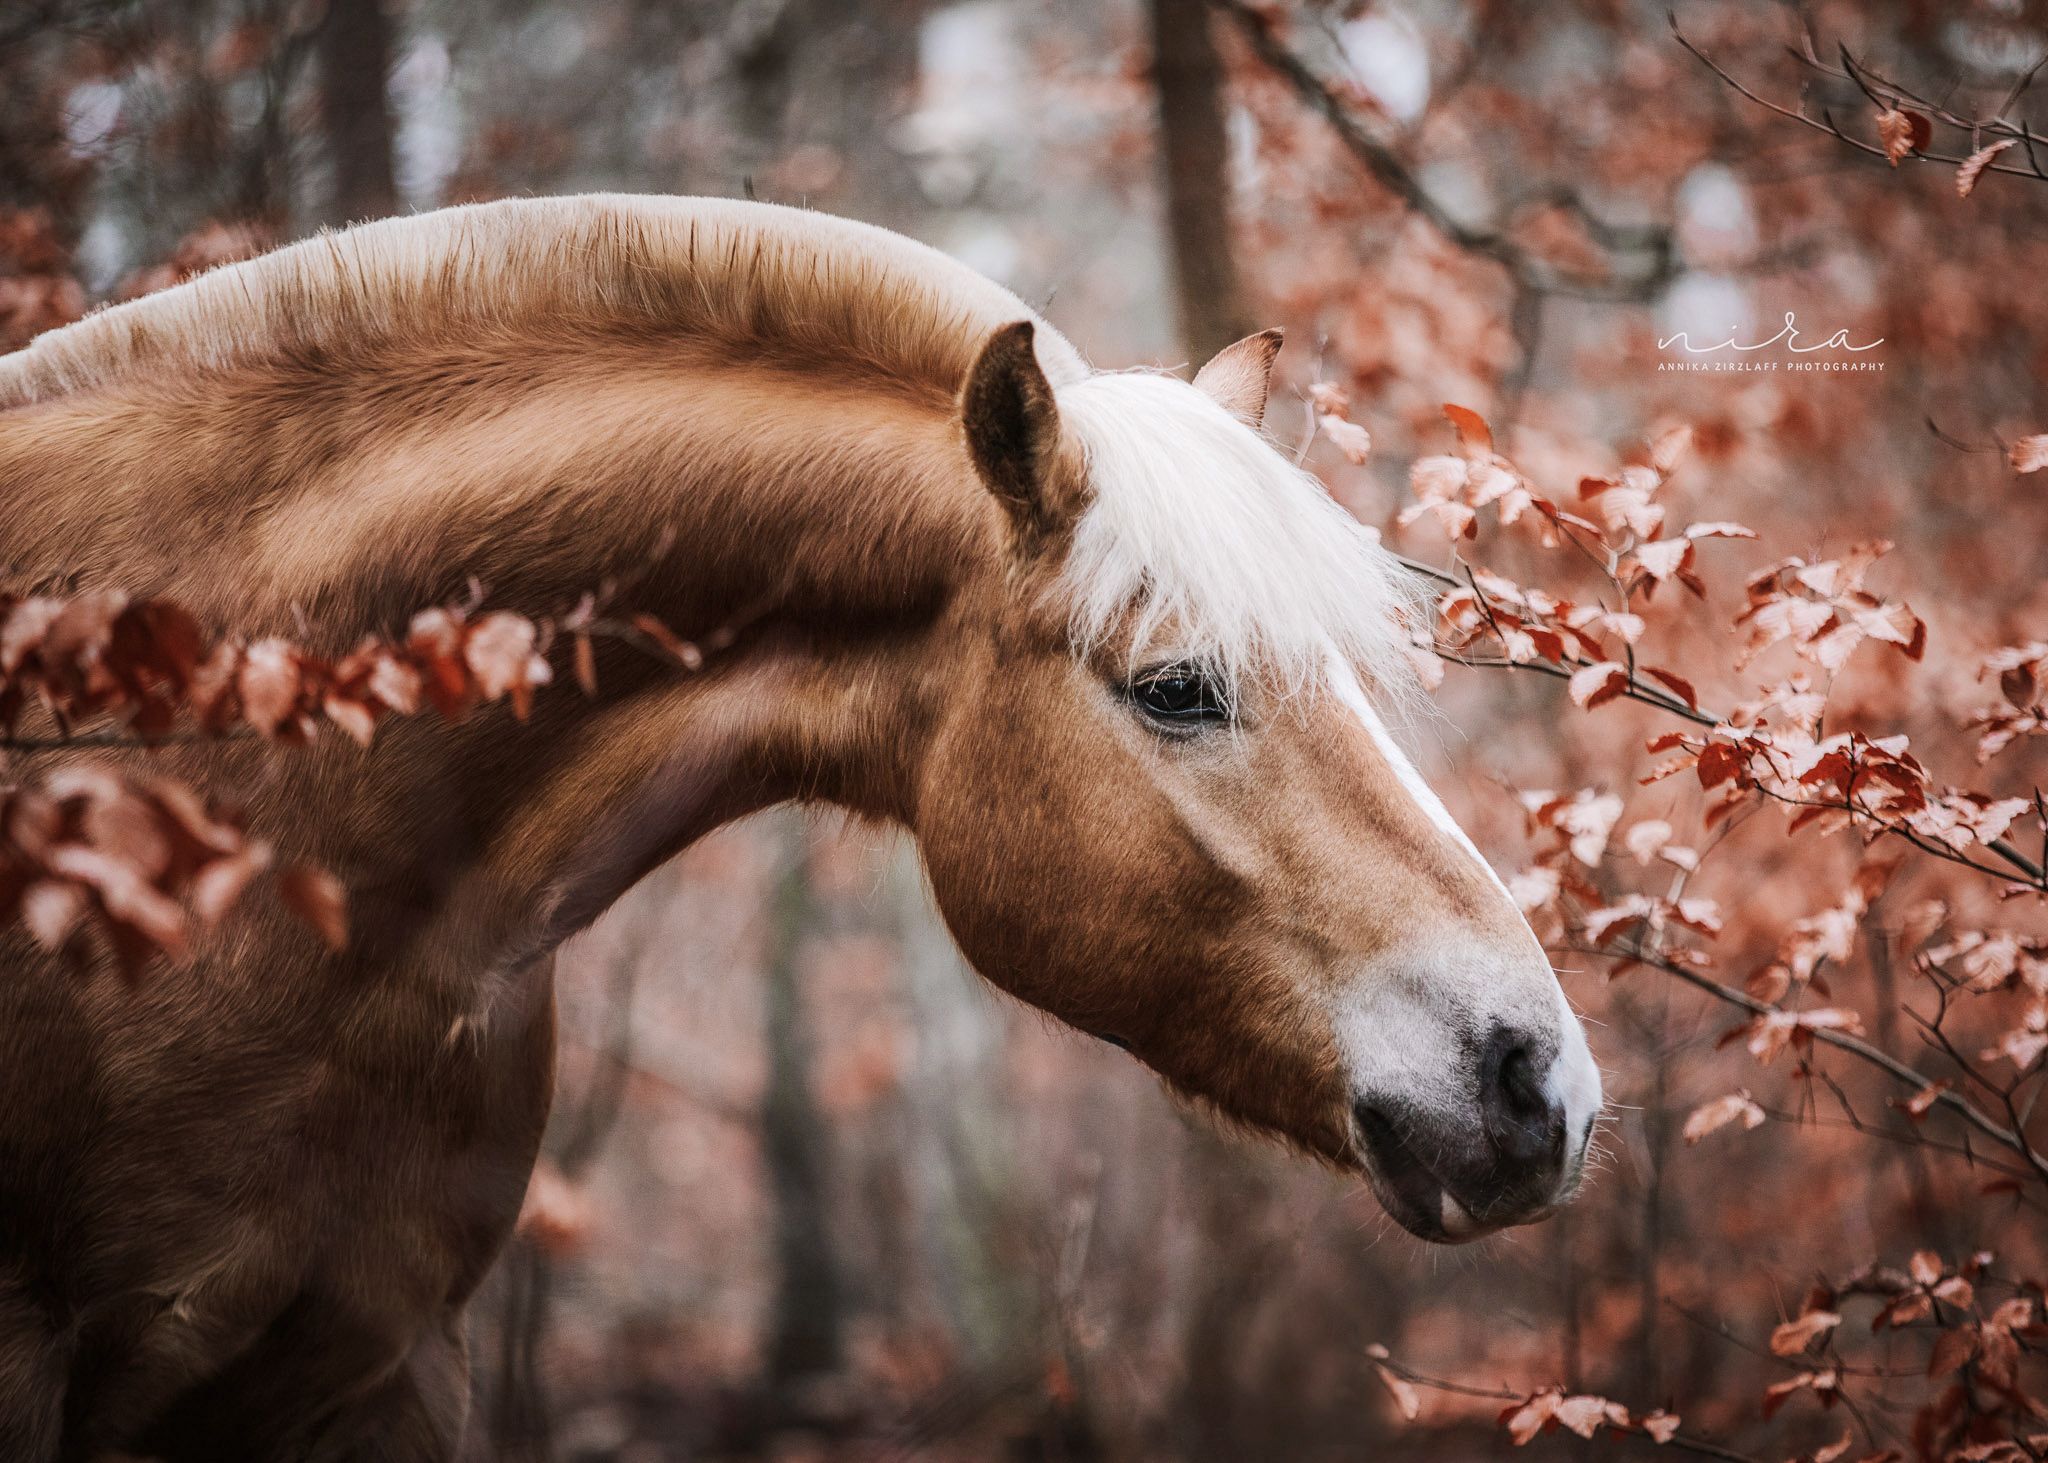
[1149,0,1251,365]
[317,0,398,225]
[763,821,844,1392]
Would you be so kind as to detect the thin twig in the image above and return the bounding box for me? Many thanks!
[1565,940,2048,1188]
[1209,0,1680,300]
[1674,18,2044,185]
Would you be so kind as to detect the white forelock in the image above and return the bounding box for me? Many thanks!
[1052,370,1427,709]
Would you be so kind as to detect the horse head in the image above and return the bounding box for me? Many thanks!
[914,321,1601,1242]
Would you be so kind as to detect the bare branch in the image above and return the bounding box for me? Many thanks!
[1208,0,1680,300]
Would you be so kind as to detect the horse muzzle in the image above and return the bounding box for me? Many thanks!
[1349,1022,1598,1243]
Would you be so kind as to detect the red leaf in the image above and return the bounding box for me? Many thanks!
[573,634,598,697]
[629,612,704,670]
[1567,661,1630,710]
[1927,1324,1977,1378]
[1442,402,1493,456]
[1643,667,1699,710]
[1875,107,1930,165]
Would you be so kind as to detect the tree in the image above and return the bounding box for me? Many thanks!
[315,0,398,225]
[1148,0,1249,364]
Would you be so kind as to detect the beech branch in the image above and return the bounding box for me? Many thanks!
[1206,0,1681,301]
[1674,18,2048,188]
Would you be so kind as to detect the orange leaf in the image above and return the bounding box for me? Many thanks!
[1442,402,1493,456]
[1875,107,1930,165]
[279,864,348,951]
[1644,667,1699,710]
[629,612,705,670]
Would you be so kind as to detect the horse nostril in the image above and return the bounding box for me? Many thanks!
[1480,1029,1566,1169]
[1500,1046,1545,1118]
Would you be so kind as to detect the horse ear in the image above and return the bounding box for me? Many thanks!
[962,320,1075,543]
[1192,327,1285,430]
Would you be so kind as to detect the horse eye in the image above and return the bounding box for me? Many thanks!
[1128,664,1230,727]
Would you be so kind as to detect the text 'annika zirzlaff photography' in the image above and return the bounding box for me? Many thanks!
[2,3,2046,1460]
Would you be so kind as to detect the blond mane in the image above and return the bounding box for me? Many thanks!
[2,193,1419,708]
[0,193,1089,408]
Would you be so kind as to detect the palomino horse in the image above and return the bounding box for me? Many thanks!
[0,195,1601,1458]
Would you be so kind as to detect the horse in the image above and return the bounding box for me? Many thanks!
[0,194,1602,1459]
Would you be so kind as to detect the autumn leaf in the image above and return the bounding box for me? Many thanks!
[1955,139,2015,196]
[1896,1080,1949,1121]
[1319,414,1372,464]
[1551,1394,1619,1439]
[1685,520,1756,541]
[517,1157,595,1258]
[1624,819,1673,864]
[1927,1324,1978,1378]
[1568,661,1630,710]
[464,611,552,717]
[1648,423,1693,476]
[279,864,348,951]
[1500,1389,1561,1445]
[189,840,273,927]
[1442,401,1493,457]
[1643,666,1699,710]
[1639,1410,1681,1444]
[1632,537,1693,584]
[628,612,705,670]
[1760,1368,1837,1419]
[237,638,303,738]
[1771,1308,1843,1356]
[1683,1092,1766,1143]
[1307,381,1351,416]
[1371,1362,1421,1421]
[1875,107,1930,165]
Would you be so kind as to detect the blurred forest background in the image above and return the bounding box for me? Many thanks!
[5,0,2048,1460]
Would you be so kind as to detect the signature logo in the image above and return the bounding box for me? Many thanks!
[1658,312,1883,355]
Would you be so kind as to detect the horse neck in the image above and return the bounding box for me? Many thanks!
[2,333,992,979]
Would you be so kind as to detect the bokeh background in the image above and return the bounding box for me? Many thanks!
[5,1,2047,1459]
